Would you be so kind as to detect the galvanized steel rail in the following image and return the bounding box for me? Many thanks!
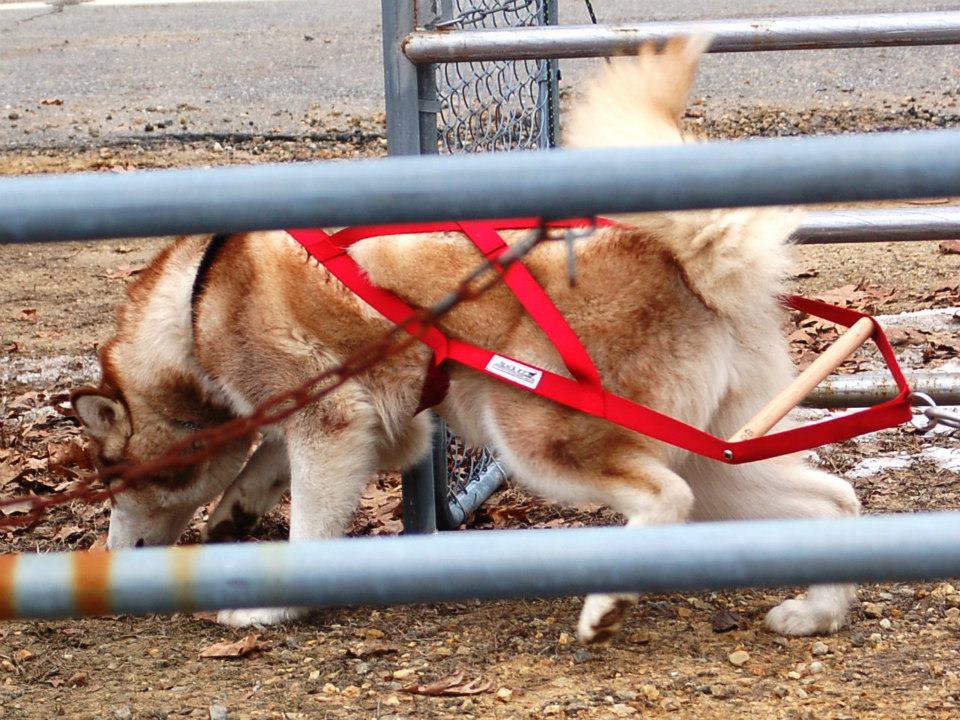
[5,129,960,243]
[404,11,960,63]
[807,372,960,409]
[3,513,960,619]
[796,207,960,244]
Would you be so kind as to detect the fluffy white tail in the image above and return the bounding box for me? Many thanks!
[564,35,711,149]
[565,35,802,317]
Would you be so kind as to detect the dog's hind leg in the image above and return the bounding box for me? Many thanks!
[686,455,860,635]
[482,393,696,643]
[572,458,695,643]
[217,389,379,627]
[204,436,291,542]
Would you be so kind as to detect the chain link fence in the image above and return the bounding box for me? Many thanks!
[433,0,558,153]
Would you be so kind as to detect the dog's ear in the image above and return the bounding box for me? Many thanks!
[71,387,130,443]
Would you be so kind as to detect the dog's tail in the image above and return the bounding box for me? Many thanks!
[566,35,801,317]
[564,34,710,149]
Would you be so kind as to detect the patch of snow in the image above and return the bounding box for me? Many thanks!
[1,355,99,387]
[875,306,960,332]
[920,447,960,473]
[845,454,913,479]
[838,306,960,371]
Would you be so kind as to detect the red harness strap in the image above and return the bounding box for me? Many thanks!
[287,220,913,464]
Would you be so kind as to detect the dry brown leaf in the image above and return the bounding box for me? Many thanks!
[25,457,46,472]
[711,609,745,633]
[39,98,64,106]
[344,643,400,659]
[488,504,530,526]
[191,611,220,623]
[66,671,87,687]
[47,440,90,471]
[198,633,265,659]
[99,263,145,280]
[401,671,465,695]
[0,499,33,516]
[885,327,930,347]
[939,240,960,255]
[0,457,26,489]
[401,672,492,696]
[53,525,84,544]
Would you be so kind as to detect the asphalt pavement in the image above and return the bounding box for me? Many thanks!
[2,0,960,148]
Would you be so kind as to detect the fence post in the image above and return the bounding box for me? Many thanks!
[384,0,439,532]
[382,1,423,155]
[381,0,441,157]
[401,450,438,535]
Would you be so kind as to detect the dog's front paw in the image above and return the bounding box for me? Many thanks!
[217,607,307,627]
[576,593,636,644]
[204,501,261,543]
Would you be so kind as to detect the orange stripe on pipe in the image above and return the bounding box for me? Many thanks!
[72,550,112,616]
[0,554,18,619]
[170,546,198,611]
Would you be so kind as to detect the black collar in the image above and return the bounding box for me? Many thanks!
[190,234,232,327]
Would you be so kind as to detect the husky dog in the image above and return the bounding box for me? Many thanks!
[72,37,858,640]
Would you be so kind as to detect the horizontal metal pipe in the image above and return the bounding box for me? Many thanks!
[406,12,960,63]
[3,512,960,619]
[795,207,960,244]
[805,372,960,409]
[5,129,960,243]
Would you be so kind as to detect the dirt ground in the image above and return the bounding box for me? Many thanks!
[2,107,960,720]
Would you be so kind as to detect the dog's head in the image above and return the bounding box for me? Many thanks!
[71,345,252,550]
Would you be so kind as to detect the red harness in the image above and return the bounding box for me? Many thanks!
[288,219,912,464]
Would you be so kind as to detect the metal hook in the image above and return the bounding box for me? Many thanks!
[909,391,960,433]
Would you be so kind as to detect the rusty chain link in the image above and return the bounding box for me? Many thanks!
[0,221,583,528]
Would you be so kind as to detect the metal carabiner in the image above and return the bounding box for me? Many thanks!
[910,392,960,433]
[926,406,960,431]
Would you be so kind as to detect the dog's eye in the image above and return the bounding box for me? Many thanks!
[173,418,202,432]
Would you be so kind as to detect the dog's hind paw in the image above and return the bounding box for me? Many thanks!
[765,585,853,636]
[577,593,636,644]
[217,607,308,627]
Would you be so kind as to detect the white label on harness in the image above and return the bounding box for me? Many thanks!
[485,355,543,390]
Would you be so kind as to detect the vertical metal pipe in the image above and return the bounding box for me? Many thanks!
[384,1,438,532]
[381,0,422,155]
[544,0,560,148]
[401,453,438,534]
[417,62,440,154]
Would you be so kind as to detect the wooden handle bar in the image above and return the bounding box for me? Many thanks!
[729,317,875,443]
